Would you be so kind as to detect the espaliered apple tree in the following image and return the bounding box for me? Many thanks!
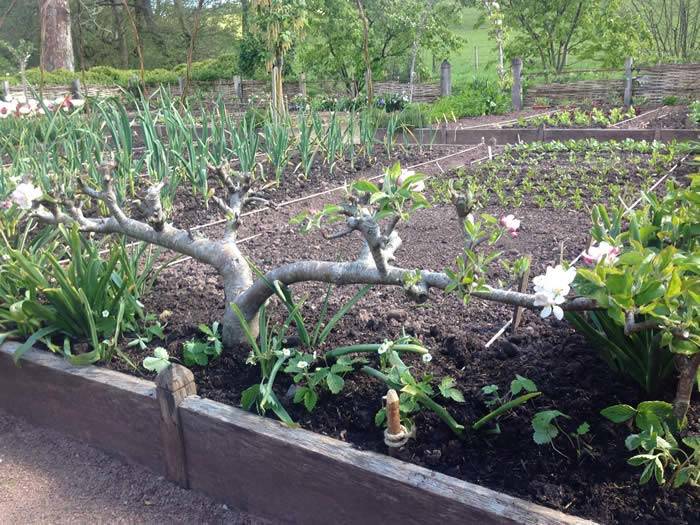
[25,161,699,421]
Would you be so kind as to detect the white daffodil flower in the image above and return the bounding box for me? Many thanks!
[532,265,577,320]
[582,241,620,265]
[10,182,42,210]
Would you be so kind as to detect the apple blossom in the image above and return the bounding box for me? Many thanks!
[582,241,620,265]
[10,182,42,210]
[499,214,521,236]
[532,265,577,320]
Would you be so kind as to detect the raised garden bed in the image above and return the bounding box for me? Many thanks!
[0,343,592,525]
[4,144,696,523]
[380,126,700,146]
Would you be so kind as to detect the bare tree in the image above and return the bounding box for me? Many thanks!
[631,0,700,60]
[40,0,75,72]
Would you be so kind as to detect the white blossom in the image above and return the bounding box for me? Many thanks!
[532,265,577,320]
[282,348,291,357]
[10,182,42,210]
[422,353,433,363]
[101,310,109,318]
[297,360,309,369]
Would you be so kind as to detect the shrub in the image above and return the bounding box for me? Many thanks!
[569,176,700,406]
[427,77,510,122]
[690,101,700,126]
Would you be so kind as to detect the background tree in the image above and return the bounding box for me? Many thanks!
[498,0,591,73]
[40,0,75,71]
[297,0,461,96]
[631,0,700,61]
[251,0,307,115]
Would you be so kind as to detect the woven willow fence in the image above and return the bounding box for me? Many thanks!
[523,62,700,106]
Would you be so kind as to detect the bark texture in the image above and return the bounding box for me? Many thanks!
[40,0,75,72]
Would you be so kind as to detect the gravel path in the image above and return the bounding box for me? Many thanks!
[0,409,269,525]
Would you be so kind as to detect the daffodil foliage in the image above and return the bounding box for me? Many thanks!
[570,176,700,393]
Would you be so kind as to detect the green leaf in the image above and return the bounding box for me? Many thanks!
[303,388,318,412]
[143,347,171,373]
[601,404,636,423]
[240,384,261,410]
[374,408,386,427]
[326,373,345,394]
[352,180,380,194]
[576,422,591,436]
[510,374,537,395]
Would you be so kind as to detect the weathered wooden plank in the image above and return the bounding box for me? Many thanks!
[542,128,657,141]
[180,396,596,525]
[0,343,165,475]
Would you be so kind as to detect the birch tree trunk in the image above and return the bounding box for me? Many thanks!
[408,0,435,103]
[39,0,75,72]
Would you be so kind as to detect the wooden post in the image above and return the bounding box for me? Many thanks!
[177,76,185,96]
[623,57,633,109]
[511,257,531,333]
[156,364,197,488]
[440,60,452,97]
[299,73,307,98]
[70,79,82,99]
[511,58,523,111]
[1,81,10,102]
[233,75,243,103]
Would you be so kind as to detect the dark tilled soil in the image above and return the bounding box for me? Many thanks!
[616,105,695,130]
[168,144,470,231]
[441,108,558,129]
[98,149,698,524]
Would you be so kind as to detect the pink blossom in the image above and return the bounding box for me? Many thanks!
[582,241,620,265]
[500,214,521,236]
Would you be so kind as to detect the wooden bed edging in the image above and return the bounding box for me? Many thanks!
[377,127,700,145]
[0,343,596,525]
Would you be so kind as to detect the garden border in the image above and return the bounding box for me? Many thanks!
[382,127,700,145]
[0,342,596,525]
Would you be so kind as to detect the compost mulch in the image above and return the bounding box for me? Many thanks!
[101,148,699,524]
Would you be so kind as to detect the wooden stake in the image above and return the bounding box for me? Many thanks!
[511,257,531,333]
[386,389,401,436]
[156,364,197,488]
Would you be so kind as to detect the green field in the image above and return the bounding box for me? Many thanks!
[447,7,500,82]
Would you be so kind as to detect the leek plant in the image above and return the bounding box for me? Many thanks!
[263,117,291,182]
[359,109,378,160]
[324,112,343,173]
[296,111,318,179]
[232,114,261,174]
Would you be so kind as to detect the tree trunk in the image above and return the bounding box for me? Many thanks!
[408,0,435,102]
[241,0,250,35]
[112,3,129,68]
[39,0,75,72]
[355,0,373,104]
